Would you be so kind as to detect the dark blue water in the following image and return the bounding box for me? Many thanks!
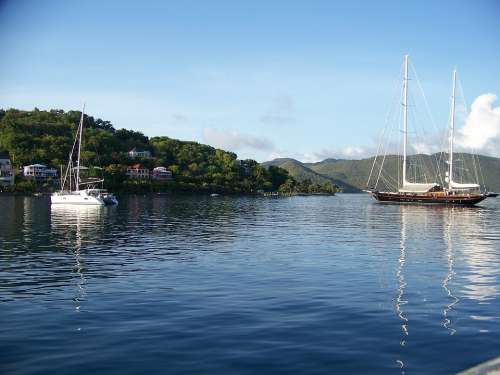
[1,194,499,374]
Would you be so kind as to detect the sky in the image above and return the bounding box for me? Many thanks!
[1,0,499,162]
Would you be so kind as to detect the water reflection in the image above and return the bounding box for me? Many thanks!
[457,208,499,303]
[51,205,104,313]
[393,203,500,371]
[397,208,409,335]
[396,207,409,373]
[1,195,500,374]
[442,208,459,335]
[50,204,106,243]
[0,196,50,252]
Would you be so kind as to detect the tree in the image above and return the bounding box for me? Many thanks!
[268,166,290,190]
[0,107,297,194]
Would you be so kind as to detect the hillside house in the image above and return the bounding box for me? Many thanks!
[23,164,58,181]
[152,167,173,181]
[128,148,151,159]
[126,164,150,179]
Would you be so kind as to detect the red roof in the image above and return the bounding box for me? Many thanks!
[128,163,146,169]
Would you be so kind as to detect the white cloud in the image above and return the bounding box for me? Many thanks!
[308,146,374,162]
[456,93,500,155]
[270,146,375,163]
[412,142,433,155]
[202,127,275,152]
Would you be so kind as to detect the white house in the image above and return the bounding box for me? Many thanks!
[128,148,151,159]
[0,159,14,186]
[23,164,58,180]
[152,166,173,181]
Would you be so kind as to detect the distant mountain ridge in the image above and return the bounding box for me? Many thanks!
[262,158,361,193]
[264,153,500,193]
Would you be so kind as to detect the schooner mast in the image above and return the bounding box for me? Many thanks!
[445,70,482,192]
[447,70,456,192]
[402,54,409,188]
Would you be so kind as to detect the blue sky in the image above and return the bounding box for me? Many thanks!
[1,0,499,161]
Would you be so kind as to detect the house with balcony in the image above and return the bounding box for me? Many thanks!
[126,164,150,179]
[23,164,58,181]
[128,148,151,159]
[152,167,173,181]
[0,159,14,187]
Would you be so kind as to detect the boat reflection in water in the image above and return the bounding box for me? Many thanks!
[50,204,105,314]
[394,203,499,373]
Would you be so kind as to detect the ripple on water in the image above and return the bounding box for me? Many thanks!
[0,194,499,374]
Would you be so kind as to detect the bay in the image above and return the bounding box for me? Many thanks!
[1,194,499,374]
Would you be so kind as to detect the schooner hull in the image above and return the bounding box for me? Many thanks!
[370,191,486,206]
[366,57,496,206]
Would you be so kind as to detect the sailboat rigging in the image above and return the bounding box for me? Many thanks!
[366,55,497,205]
[51,105,118,206]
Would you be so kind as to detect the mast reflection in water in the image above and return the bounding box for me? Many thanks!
[0,194,499,374]
[50,205,105,315]
[390,203,500,373]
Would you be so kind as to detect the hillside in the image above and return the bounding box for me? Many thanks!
[263,158,361,193]
[0,108,295,194]
[262,159,331,184]
[265,154,500,193]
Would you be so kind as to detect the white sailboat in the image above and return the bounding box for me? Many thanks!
[51,106,118,206]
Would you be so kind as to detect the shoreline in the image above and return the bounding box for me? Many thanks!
[0,190,339,198]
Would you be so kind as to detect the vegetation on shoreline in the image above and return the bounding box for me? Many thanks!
[0,108,337,195]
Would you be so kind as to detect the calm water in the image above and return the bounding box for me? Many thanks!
[1,194,499,374]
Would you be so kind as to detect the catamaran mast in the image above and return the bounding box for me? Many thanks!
[76,104,85,192]
[448,70,456,191]
[402,55,409,187]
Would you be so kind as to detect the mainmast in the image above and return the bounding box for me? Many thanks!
[76,104,85,192]
[448,70,456,191]
[402,55,409,187]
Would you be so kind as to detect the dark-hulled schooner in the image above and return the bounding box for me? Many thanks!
[366,55,497,206]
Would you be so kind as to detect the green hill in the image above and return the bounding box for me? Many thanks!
[0,108,293,194]
[265,153,500,193]
[262,158,362,193]
[262,158,330,184]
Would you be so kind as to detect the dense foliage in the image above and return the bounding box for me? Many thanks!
[0,108,336,194]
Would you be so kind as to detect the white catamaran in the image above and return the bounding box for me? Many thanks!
[51,106,118,206]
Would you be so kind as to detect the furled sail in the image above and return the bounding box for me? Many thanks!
[399,182,440,193]
[449,181,480,190]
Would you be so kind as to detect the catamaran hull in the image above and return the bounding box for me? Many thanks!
[370,191,487,206]
[51,195,105,206]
